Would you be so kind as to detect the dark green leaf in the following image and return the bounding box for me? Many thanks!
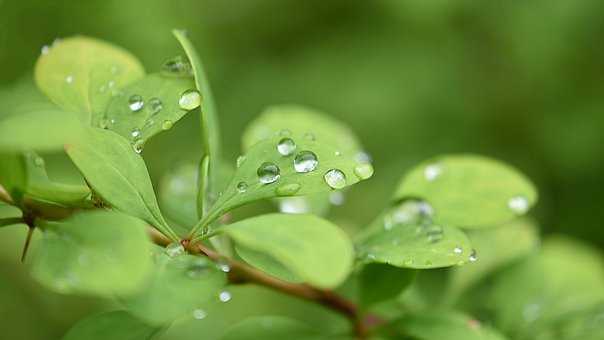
[359,263,415,308]
[218,213,354,288]
[62,311,162,340]
[393,154,537,228]
[66,128,177,240]
[31,211,153,296]
[35,36,145,124]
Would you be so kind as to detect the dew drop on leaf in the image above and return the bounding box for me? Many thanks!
[324,169,346,189]
[355,151,372,163]
[293,151,318,173]
[33,156,45,167]
[161,55,193,77]
[65,75,74,84]
[468,249,478,262]
[257,162,280,184]
[41,45,50,55]
[508,195,529,214]
[192,308,207,320]
[424,163,442,181]
[236,155,246,168]
[219,291,232,303]
[165,242,185,257]
[130,128,142,139]
[276,138,296,156]
[353,163,374,180]
[216,260,231,273]
[237,181,248,193]
[132,139,144,154]
[453,246,463,254]
[161,120,173,130]
[275,183,301,196]
[179,89,202,111]
[128,94,144,112]
[148,97,163,115]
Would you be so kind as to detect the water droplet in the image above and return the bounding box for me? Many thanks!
[277,138,296,156]
[148,97,163,115]
[132,140,144,154]
[65,75,74,84]
[424,163,442,181]
[165,242,185,257]
[257,162,280,184]
[236,155,246,168]
[353,163,374,180]
[334,151,342,156]
[237,181,248,193]
[355,151,372,163]
[508,195,529,214]
[279,129,291,137]
[161,55,193,77]
[468,249,478,262]
[161,120,173,130]
[425,225,444,243]
[304,132,315,141]
[219,291,232,302]
[279,197,309,214]
[329,191,345,206]
[293,151,318,173]
[453,246,463,254]
[129,95,144,112]
[192,308,207,320]
[179,89,201,110]
[131,128,142,138]
[33,156,45,167]
[41,45,50,55]
[324,169,347,189]
[217,261,231,273]
[276,183,301,196]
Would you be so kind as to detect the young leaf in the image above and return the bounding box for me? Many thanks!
[358,263,416,308]
[173,30,221,214]
[192,133,373,238]
[63,311,162,340]
[356,200,472,269]
[222,316,328,340]
[0,152,27,203]
[101,73,196,147]
[66,128,178,240]
[386,311,508,340]
[124,247,226,325]
[0,108,84,152]
[30,211,153,296]
[393,154,537,228]
[35,36,145,124]
[218,213,354,288]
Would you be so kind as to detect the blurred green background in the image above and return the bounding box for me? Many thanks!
[1,0,603,339]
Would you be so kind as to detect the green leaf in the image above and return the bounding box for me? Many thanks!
[173,30,221,214]
[387,311,508,340]
[235,245,301,283]
[125,247,226,325]
[218,213,354,288]
[101,73,196,147]
[63,311,162,340]
[193,133,373,238]
[35,36,145,124]
[0,152,27,203]
[356,200,472,269]
[0,108,84,152]
[159,163,199,227]
[358,263,415,308]
[393,154,537,228]
[221,316,332,340]
[66,128,177,240]
[31,211,153,296]
[0,202,23,228]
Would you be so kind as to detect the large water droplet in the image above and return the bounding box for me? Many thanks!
[129,95,144,112]
[468,249,478,262]
[353,163,374,180]
[324,169,346,189]
[165,242,185,257]
[424,163,442,181]
[279,197,309,214]
[508,195,529,214]
[257,162,280,184]
[237,181,248,193]
[293,151,318,173]
[192,308,207,320]
[161,120,173,130]
[277,138,296,156]
[179,89,201,110]
[276,183,301,196]
[161,55,193,77]
[219,291,232,302]
[148,97,163,115]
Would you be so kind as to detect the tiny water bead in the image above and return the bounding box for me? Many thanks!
[161,120,174,130]
[129,95,144,112]
[216,261,231,273]
[257,162,280,184]
[165,243,185,257]
[424,163,442,181]
[192,309,207,320]
[219,291,232,302]
[237,181,248,193]
[508,195,529,214]
[324,169,347,189]
[131,128,142,139]
[468,249,478,262]
[132,140,144,154]
[276,183,301,196]
[65,75,74,84]
[453,246,463,254]
[277,138,296,156]
[353,163,374,180]
[148,97,163,115]
[179,89,202,111]
[236,155,246,168]
[293,151,319,173]
[41,45,50,55]
[161,55,193,77]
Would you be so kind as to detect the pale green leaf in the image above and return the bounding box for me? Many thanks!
[63,311,162,340]
[31,211,153,296]
[0,109,84,152]
[66,128,177,240]
[221,316,334,340]
[394,154,537,228]
[35,36,145,124]
[218,213,354,288]
[101,73,196,146]
[358,263,415,308]
[125,247,226,325]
